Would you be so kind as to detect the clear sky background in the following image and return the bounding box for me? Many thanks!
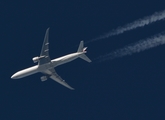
[1,0,165,120]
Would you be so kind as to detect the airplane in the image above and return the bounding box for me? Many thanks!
[11,28,91,90]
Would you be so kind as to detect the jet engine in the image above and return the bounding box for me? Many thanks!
[32,57,40,63]
[40,76,48,82]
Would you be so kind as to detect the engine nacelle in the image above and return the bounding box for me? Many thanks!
[40,76,48,82]
[32,56,40,63]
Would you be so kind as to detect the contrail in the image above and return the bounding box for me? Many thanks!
[87,10,165,43]
[96,32,165,62]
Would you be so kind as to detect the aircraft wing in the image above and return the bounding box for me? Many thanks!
[42,68,75,90]
[39,28,51,65]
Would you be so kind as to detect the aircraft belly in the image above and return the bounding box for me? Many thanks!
[14,66,39,79]
[54,56,78,66]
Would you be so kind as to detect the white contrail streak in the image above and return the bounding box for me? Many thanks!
[96,32,165,62]
[87,10,165,43]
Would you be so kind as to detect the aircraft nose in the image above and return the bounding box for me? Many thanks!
[11,75,15,79]
[11,74,18,79]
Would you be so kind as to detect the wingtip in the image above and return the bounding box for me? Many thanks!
[71,88,75,90]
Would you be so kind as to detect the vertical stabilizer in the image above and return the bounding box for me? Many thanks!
[77,41,92,62]
[77,41,84,52]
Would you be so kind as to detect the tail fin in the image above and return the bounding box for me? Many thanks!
[77,41,84,52]
[77,41,92,63]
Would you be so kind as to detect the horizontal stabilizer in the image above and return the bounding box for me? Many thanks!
[80,54,92,62]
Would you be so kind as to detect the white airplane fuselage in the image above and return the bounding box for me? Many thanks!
[11,28,91,90]
[11,52,83,79]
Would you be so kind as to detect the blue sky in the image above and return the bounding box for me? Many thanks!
[1,0,165,120]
